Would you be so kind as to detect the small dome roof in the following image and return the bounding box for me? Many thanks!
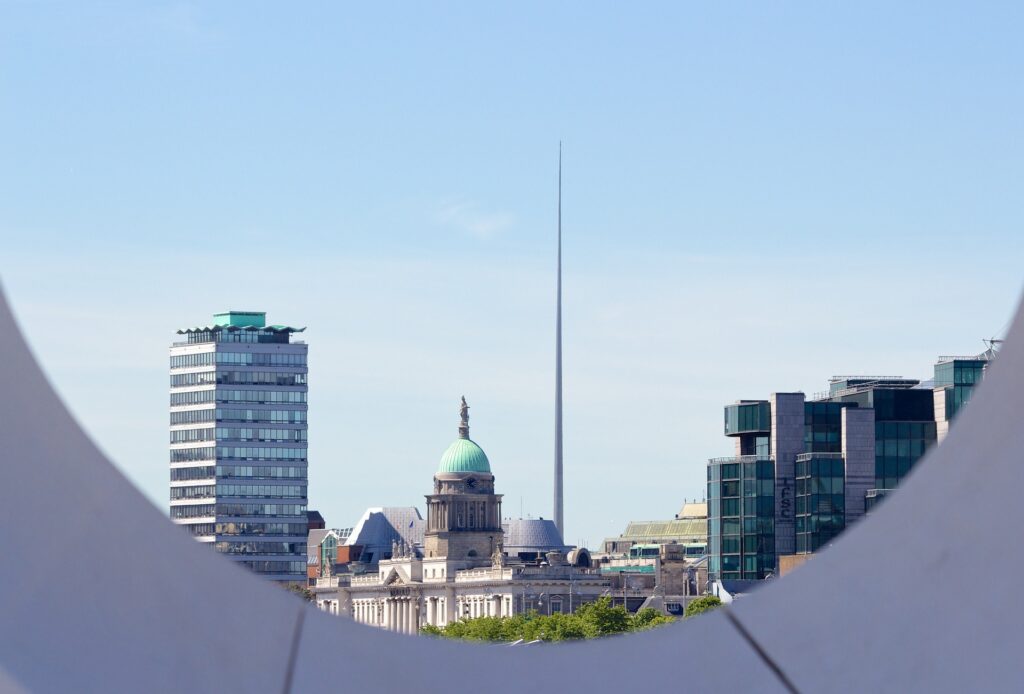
[501,518,568,553]
[438,438,491,474]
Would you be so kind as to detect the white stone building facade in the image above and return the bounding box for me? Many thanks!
[313,400,608,633]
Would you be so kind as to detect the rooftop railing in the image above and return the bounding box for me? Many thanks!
[935,354,990,364]
[829,375,906,382]
[454,567,515,582]
[707,455,772,464]
[796,452,844,461]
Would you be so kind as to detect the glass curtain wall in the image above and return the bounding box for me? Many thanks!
[708,457,775,580]
[795,454,845,553]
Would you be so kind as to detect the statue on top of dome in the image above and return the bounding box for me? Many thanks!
[459,396,470,439]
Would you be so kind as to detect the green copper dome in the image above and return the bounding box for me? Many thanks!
[438,438,491,474]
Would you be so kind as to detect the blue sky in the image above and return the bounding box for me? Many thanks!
[1,2,1022,546]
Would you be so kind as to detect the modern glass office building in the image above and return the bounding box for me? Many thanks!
[169,311,309,582]
[934,358,986,420]
[708,346,998,580]
[826,378,937,492]
[794,453,845,554]
[711,402,777,581]
[707,455,775,580]
[933,355,991,444]
[708,398,870,580]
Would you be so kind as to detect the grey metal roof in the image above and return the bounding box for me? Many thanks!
[346,507,424,561]
[306,528,330,549]
[502,518,569,553]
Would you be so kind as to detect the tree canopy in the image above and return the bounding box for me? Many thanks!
[683,595,722,618]
[421,596,673,642]
[285,583,316,602]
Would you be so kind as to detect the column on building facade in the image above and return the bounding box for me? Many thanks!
[843,407,876,527]
[771,392,805,559]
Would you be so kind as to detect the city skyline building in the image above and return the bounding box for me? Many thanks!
[708,346,996,582]
[312,398,607,634]
[169,310,309,582]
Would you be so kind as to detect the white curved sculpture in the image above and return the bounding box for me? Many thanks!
[0,284,1021,693]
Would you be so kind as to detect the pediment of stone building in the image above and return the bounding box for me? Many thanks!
[382,567,409,586]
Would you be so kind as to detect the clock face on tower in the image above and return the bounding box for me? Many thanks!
[466,477,477,490]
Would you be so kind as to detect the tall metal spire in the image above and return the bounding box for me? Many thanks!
[554,143,564,537]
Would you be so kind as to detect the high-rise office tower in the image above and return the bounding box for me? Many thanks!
[169,311,309,582]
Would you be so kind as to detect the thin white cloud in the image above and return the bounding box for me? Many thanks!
[435,198,514,239]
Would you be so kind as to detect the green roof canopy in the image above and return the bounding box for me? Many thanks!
[213,311,266,328]
[438,438,491,474]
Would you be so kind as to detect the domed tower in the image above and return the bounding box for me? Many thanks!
[423,397,503,567]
